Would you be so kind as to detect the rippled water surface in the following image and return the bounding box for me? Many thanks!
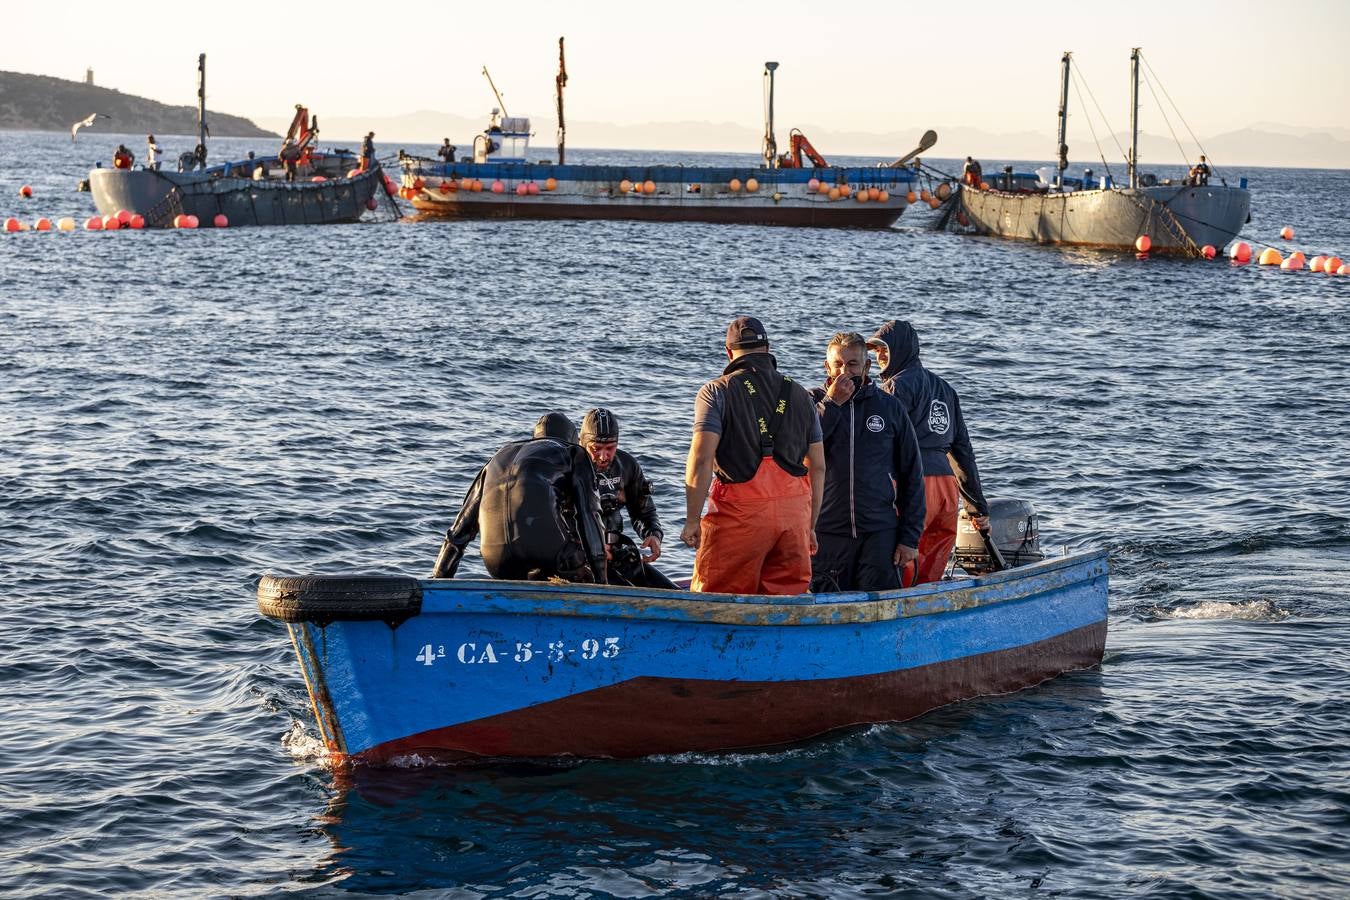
[2,132,1348,897]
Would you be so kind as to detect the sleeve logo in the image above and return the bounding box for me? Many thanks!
[928,400,951,434]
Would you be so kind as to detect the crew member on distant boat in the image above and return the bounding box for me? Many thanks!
[962,156,983,187]
[360,132,376,172]
[868,321,989,586]
[146,135,161,171]
[578,408,676,589]
[113,144,134,170]
[1187,155,1211,186]
[279,138,301,182]
[681,316,825,595]
[437,139,457,163]
[810,331,925,592]
[432,412,609,583]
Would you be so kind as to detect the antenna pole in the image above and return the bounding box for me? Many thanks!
[482,66,509,118]
[1129,47,1140,189]
[556,37,568,164]
[763,61,779,168]
[1056,52,1071,189]
[197,53,207,154]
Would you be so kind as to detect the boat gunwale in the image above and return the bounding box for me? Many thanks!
[416,549,1108,627]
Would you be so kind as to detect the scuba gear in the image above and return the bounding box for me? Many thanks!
[580,407,619,445]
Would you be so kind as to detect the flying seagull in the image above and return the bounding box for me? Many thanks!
[70,113,111,142]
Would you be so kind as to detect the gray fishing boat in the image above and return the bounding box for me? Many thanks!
[87,55,387,228]
[958,50,1250,256]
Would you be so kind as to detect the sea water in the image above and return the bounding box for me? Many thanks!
[1,131,1348,897]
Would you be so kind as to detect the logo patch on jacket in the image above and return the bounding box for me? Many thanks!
[866,414,884,433]
[928,400,950,434]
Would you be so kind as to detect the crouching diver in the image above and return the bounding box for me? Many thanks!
[431,412,608,583]
[579,408,678,589]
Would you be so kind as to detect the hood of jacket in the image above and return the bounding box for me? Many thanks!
[870,320,920,381]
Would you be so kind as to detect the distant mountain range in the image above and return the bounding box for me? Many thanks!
[255,110,1350,170]
[0,70,274,138]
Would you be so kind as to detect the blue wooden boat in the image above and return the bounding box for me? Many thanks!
[257,550,1108,764]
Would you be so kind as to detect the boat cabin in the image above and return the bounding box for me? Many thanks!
[473,110,532,164]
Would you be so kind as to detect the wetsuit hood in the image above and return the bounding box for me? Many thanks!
[870,320,920,381]
[533,412,578,444]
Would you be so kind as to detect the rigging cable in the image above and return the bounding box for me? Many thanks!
[1139,52,1222,181]
[1140,68,1190,170]
[1070,68,1117,180]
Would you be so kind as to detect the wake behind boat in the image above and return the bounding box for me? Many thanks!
[398,53,930,229]
[957,49,1251,256]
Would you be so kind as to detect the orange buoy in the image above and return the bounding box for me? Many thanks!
[412,178,424,190]
[643,180,656,194]
[619,179,632,194]
[3,217,19,233]
[856,190,869,203]
[103,215,121,231]
[1201,245,1217,259]
[85,216,103,231]
[527,182,540,195]
[35,217,52,231]
[116,209,132,225]
[1229,241,1252,262]
[213,214,229,228]
[729,178,742,192]
[1325,256,1343,274]
[184,215,199,229]
[459,177,473,191]
[979,181,990,190]
[807,178,820,191]
[438,180,451,194]
[1280,256,1303,270]
[471,180,483,192]
[828,187,841,200]
[839,185,852,198]
[544,177,557,191]
[1135,235,1152,253]
[877,190,890,203]
[515,183,529,196]
[312,176,328,183]
[817,181,831,195]
[1339,264,1349,275]
[491,180,505,193]
[919,189,931,202]
[19,185,34,198]
[57,217,76,231]
[1279,226,1294,240]
[928,197,940,209]
[1309,256,1327,273]
[129,214,145,229]
[1258,247,1282,266]
[745,178,759,193]
[905,191,917,203]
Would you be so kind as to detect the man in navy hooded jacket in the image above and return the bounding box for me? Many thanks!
[868,320,989,585]
[810,331,926,592]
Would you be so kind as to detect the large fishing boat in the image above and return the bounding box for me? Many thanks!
[257,505,1108,764]
[87,56,386,227]
[957,50,1250,255]
[398,51,929,229]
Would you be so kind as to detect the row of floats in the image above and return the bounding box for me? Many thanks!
[3,210,233,232]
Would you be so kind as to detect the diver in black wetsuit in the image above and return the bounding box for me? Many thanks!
[431,412,608,583]
[578,408,677,589]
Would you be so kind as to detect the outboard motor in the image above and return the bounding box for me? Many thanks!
[954,498,1044,575]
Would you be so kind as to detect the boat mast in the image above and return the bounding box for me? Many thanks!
[763,61,779,168]
[1128,47,1140,189]
[482,66,509,118]
[197,53,207,154]
[555,36,568,164]
[1056,51,1071,189]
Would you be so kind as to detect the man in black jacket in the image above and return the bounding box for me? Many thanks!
[811,331,926,592]
[578,408,675,588]
[431,412,608,583]
[869,320,989,585]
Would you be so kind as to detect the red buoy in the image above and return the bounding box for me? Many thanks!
[213,214,229,228]
[365,198,378,211]
[1201,245,1217,259]
[35,217,52,231]
[1280,226,1294,240]
[1229,241,1252,263]
[1135,235,1152,253]
[19,185,34,198]
[85,216,103,231]
[3,217,20,233]
[129,214,145,229]
[103,215,121,231]
[116,209,132,225]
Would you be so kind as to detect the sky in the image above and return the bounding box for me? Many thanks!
[5,0,1347,140]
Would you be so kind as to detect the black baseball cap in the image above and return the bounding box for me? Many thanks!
[726,315,768,349]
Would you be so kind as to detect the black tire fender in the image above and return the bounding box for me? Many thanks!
[257,574,422,626]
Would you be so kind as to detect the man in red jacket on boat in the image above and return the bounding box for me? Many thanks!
[681,316,825,595]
